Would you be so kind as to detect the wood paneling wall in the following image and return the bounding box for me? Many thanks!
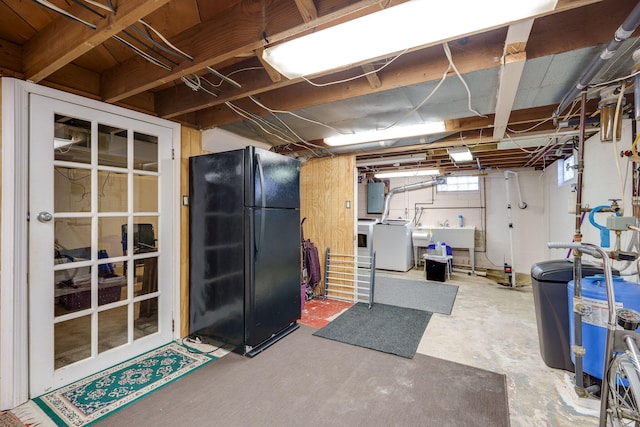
[179,126,205,337]
[300,155,356,295]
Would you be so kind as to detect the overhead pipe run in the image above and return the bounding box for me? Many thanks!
[553,1,640,119]
[381,177,446,224]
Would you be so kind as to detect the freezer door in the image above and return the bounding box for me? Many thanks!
[188,152,245,344]
[245,207,301,349]
[245,146,300,209]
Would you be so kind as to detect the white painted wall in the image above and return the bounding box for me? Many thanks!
[201,127,270,152]
[544,119,636,277]
[484,169,546,275]
[357,119,637,275]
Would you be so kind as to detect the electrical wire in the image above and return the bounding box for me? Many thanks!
[180,337,226,355]
[112,34,172,71]
[224,101,310,149]
[630,132,640,160]
[354,41,481,134]
[208,92,330,157]
[226,102,296,140]
[33,0,97,29]
[181,74,219,97]
[506,117,554,134]
[588,69,640,90]
[201,67,265,89]
[83,0,115,13]
[442,42,486,118]
[247,96,347,138]
[121,29,179,66]
[71,0,105,19]
[137,19,194,61]
[595,36,640,84]
[55,167,90,201]
[502,100,580,155]
[130,23,192,63]
[381,55,452,131]
[300,49,408,87]
[248,96,331,155]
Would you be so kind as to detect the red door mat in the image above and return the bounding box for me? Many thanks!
[300,298,353,329]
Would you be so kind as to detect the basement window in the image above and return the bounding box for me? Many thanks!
[558,155,575,186]
[437,176,479,192]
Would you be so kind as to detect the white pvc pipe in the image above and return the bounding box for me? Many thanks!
[504,170,527,286]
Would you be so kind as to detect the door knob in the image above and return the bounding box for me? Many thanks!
[37,211,53,222]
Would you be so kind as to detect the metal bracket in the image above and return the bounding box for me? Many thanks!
[572,344,586,356]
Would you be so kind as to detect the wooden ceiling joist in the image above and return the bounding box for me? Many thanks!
[294,0,318,23]
[101,0,387,103]
[23,0,172,82]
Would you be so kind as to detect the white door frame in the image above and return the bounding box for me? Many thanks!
[0,77,182,409]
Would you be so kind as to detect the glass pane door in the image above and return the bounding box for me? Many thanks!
[29,94,174,396]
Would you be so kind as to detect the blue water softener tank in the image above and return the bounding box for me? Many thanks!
[568,275,640,379]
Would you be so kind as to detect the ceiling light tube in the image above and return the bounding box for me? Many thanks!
[356,153,427,167]
[262,0,558,79]
[325,121,446,147]
[374,169,440,179]
[448,146,473,162]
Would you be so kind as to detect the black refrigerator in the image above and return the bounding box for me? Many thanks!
[189,146,301,356]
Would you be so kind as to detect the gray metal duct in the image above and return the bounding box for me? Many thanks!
[553,1,640,118]
[381,177,446,223]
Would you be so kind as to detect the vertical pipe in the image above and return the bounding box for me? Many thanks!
[504,171,516,286]
[572,91,587,392]
[587,244,615,427]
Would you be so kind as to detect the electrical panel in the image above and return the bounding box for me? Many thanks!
[367,182,385,214]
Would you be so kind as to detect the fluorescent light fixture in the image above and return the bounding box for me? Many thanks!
[356,153,427,167]
[374,169,440,179]
[262,0,558,79]
[448,146,473,162]
[54,137,75,149]
[325,121,446,147]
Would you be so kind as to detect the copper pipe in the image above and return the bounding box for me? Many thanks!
[575,91,587,233]
[572,90,587,392]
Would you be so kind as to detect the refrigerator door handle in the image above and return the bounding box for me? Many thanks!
[255,153,266,253]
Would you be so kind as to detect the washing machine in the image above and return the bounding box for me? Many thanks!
[373,220,413,272]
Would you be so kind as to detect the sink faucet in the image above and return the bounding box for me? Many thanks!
[443,220,449,227]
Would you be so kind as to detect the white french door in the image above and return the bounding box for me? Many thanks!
[28,94,174,396]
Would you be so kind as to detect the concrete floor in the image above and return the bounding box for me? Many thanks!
[387,268,601,427]
[13,267,604,426]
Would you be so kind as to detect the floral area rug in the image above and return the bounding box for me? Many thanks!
[33,342,216,426]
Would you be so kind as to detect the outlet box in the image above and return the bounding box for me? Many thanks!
[606,216,636,231]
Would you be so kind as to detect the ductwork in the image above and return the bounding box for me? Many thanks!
[553,1,640,118]
[381,177,446,223]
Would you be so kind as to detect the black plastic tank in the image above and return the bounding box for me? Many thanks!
[530,259,618,372]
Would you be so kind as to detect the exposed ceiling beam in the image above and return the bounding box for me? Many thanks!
[103,0,603,108]
[163,0,627,130]
[361,63,382,89]
[192,32,504,128]
[294,0,318,23]
[100,0,388,103]
[254,47,282,83]
[294,102,595,158]
[492,19,533,140]
[23,0,171,82]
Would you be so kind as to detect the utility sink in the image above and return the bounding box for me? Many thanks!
[412,226,476,272]
[413,226,475,248]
